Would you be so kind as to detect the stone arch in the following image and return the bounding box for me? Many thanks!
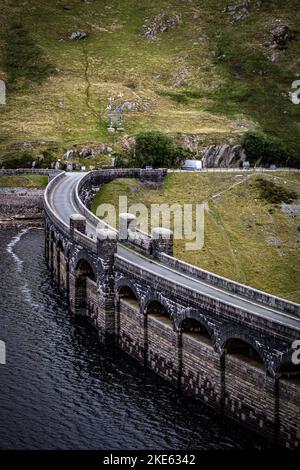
[146,300,169,316]
[143,294,175,330]
[219,328,267,365]
[71,249,97,279]
[74,258,97,316]
[75,258,96,280]
[142,291,173,317]
[143,289,173,312]
[115,278,141,304]
[180,317,214,347]
[221,333,266,369]
[178,310,216,343]
[117,282,140,312]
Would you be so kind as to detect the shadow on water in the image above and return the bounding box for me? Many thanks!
[0,228,269,450]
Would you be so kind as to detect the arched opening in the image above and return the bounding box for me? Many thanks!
[224,338,264,369]
[75,259,96,315]
[277,362,300,385]
[118,285,139,308]
[181,318,213,346]
[146,300,172,326]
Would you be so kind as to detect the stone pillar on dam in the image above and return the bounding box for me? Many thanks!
[151,227,174,258]
[96,228,118,344]
[70,214,86,237]
[69,214,87,314]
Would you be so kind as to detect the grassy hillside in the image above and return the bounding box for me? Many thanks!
[0,174,48,188]
[0,0,299,165]
[91,171,300,302]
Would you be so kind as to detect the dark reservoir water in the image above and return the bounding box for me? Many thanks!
[0,228,266,450]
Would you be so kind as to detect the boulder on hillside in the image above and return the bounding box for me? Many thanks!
[142,12,181,41]
[63,145,112,160]
[116,101,139,112]
[266,24,297,62]
[115,100,152,113]
[170,67,192,88]
[224,0,250,22]
[68,31,88,41]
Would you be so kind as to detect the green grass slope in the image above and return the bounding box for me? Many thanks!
[0,0,299,164]
[0,174,48,188]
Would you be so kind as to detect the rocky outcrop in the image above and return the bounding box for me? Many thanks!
[115,100,152,113]
[281,203,300,216]
[224,1,261,23]
[59,31,88,42]
[63,145,113,160]
[266,24,297,62]
[116,101,139,112]
[120,135,136,153]
[0,189,44,228]
[170,67,192,88]
[173,133,204,154]
[202,144,246,168]
[142,12,181,41]
[68,31,87,40]
[224,0,250,22]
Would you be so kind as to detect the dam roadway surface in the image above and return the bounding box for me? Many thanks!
[50,172,300,331]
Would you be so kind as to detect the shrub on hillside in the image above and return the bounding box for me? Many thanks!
[39,150,56,169]
[254,177,297,204]
[133,131,187,168]
[243,131,288,166]
[3,152,34,169]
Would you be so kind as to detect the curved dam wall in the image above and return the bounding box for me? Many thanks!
[44,170,300,449]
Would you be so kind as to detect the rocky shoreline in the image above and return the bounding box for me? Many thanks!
[0,188,44,229]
